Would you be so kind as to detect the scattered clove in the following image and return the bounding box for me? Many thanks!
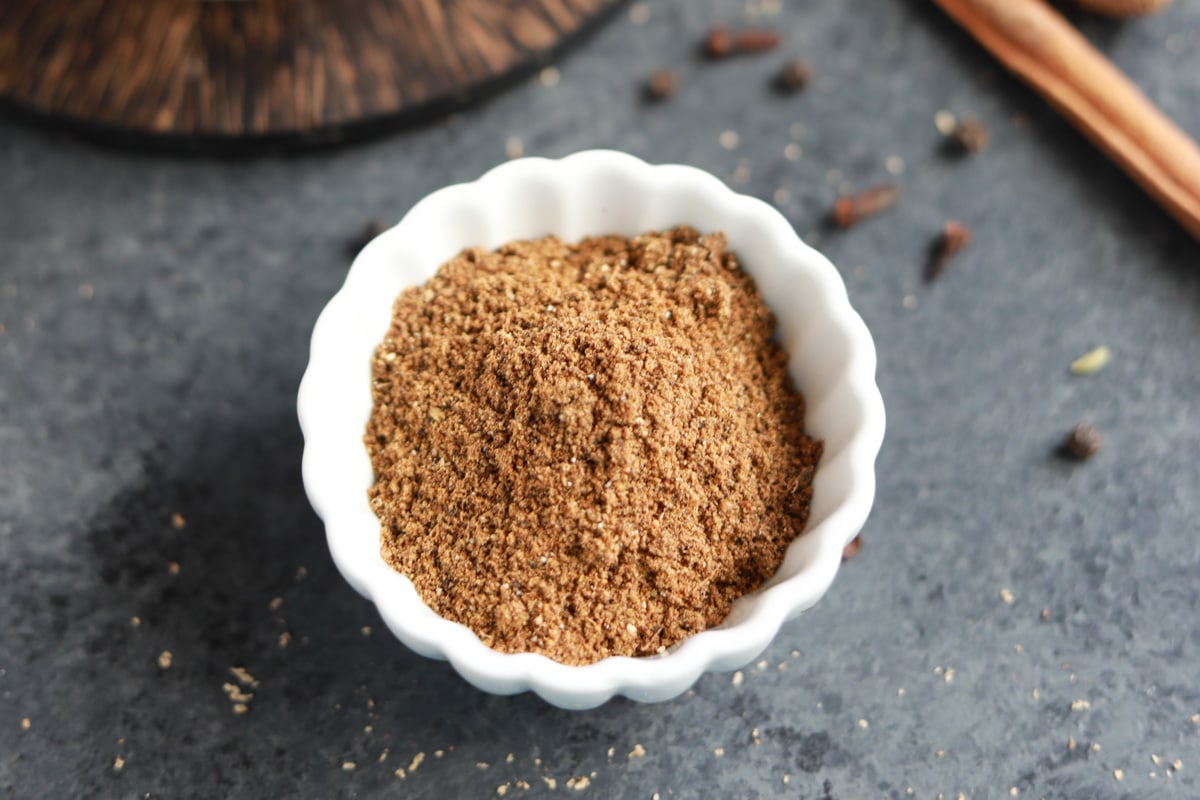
[832,184,900,228]
[704,26,782,58]
[927,220,972,280]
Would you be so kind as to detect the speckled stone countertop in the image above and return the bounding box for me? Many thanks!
[2,2,1199,798]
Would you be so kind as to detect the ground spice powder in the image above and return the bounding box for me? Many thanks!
[366,226,822,665]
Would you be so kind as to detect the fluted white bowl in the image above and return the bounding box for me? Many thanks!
[298,150,885,709]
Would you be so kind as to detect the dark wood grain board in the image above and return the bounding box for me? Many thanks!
[0,0,625,147]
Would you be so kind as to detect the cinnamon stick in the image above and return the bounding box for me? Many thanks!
[932,0,1200,241]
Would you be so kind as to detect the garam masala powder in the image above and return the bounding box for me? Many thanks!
[365,226,821,665]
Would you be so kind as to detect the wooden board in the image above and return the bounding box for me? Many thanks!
[0,0,625,147]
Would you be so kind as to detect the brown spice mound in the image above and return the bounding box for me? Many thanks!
[366,227,822,665]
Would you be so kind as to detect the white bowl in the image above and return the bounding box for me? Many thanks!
[298,150,885,710]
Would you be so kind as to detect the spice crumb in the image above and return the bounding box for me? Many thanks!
[629,744,646,759]
[1189,714,1199,724]
[842,535,863,561]
[1113,769,1124,781]
[1063,424,1103,460]
[1071,699,1091,711]
[21,717,31,731]
[713,747,725,757]
[944,668,955,683]
[783,774,791,784]
[645,69,678,101]
[951,117,990,153]
[573,776,591,790]
[395,768,406,779]
[278,632,291,648]
[232,703,248,715]
[1068,737,1076,751]
[1172,759,1183,771]
[731,671,744,687]
[1000,588,1015,605]
[936,749,945,758]
[361,626,372,637]
[166,561,180,575]
[719,130,740,150]
[157,651,172,670]
[170,513,186,529]
[113,756,125,771]
[434,750,444,759]
[1009,788,1018,796]
[497,786,509,797]
[776,59,811,93]
[544,777,558,790]
[505,752,514,763]
[342,761,356,771]
[1070,346,1111,375]
[1032,688,1040,700]
[858,719,869,729]
[515,780,530,790]
[379,749,389,763]
[269,597,284,611]
[409,753,425,772]
[1092,743,1102,752]
[1041,607,1051,620]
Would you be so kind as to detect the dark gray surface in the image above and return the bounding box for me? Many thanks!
[3,1,1200,798]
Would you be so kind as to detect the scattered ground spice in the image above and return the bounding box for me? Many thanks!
[342,761,356,771]
[408,752,425,772]
[113,756,125,771]
[841,534,863,561]
[1063,424,1103,460]
[544,777,558,790]
[366,227,821,664]
[1113,769,1124,781]
[731,670,744,686]
[704,26,781,58]
[166,561,180,576]
[1071,699,1091,711]
[229,666,258,687]
[927,221,972,280]
[776,59,811,93]
[346,219,386,260]
[950,117,990,153]
[1000,588,1015,604]
[832,185,900,227]
[629,744,647,759]
[645,69,678,101]
[170,513,186,529]
[21,717,31,730]
[156,651,172,670]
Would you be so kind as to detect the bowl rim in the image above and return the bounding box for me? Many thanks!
[298,149,886,709]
